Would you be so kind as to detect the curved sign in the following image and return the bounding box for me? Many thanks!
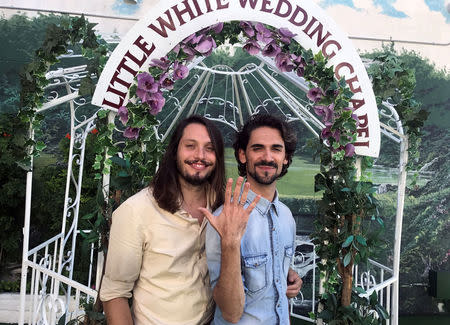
[92,0,380,157]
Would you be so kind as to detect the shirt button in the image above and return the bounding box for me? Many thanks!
[272,227,275,231]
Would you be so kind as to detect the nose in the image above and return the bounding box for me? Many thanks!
[262,148,274,161]
[194,146,206,159]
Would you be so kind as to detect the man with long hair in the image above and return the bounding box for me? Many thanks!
[100,115,259,325]
[204,114,302,324]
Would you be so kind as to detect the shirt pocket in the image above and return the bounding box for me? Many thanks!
[283,245,294,276]
[242,253,268,294]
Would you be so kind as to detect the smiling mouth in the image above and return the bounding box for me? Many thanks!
[185,159,213,170]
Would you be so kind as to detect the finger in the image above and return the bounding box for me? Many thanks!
[245,195,261,214]
[198,207,215,225]
[224,178,233,206]
[240,182,250,206]
[233,176,244,206]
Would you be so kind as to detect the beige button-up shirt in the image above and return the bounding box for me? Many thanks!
[100,188,214,325]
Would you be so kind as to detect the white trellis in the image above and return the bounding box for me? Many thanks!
[18,48,408,324]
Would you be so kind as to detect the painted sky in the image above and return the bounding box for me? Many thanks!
[1,0,449,68]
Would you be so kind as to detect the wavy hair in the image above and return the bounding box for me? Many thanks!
[151,115,225,213]
[233,114,297,178]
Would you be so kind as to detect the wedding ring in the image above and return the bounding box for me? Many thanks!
[239,202,245,206]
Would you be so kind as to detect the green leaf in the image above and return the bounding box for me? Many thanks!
[342,235,354,248]
[356,235,367,246]
[343,252,352,267]
[97,109,108,119]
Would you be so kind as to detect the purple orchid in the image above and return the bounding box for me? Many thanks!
[181,45,196,61]
[292,55,306,77]
[136,73,159,102]
[209,22,224,34]
[173,61,189,80]
[240,21,255,37]
[147,92,165,115]
[195,35,217,56]
[307,87,325,103]
[118,106,129,125]
[321,126,332,140]
[150,56,171,70]
[314,103,334,123]
[278,27,297,44]
[159,72,174,90]
[255,23,273,44]
[344,143,355,157]
[172,44,181,55]
[243,39,260,55]
[262,41,281,57]
[275,52,295,72]
[123,127,140,140]
[182,33,197,44]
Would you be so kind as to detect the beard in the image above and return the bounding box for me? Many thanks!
[177,159,214,186]
[248,160,280,185]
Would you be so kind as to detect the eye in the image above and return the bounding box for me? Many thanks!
[205,146,214,152]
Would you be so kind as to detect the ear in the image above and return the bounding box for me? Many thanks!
[238,148,246,164]
[283,155,288,165]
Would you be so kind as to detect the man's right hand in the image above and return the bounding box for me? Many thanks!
[199,177,260,245]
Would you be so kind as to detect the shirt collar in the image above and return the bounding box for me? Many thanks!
[245,189,281,217]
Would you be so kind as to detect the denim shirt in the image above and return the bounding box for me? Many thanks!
[206,189,296,324]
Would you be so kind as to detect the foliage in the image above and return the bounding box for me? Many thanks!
[0,113,27,265]
[17,16,430,324]
[364,45,429,166]
[17,14,107,170]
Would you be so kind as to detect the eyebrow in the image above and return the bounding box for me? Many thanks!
[249,143,284,149]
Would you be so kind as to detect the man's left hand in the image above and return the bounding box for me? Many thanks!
[286,268,302,298]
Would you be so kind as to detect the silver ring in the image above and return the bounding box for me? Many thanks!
[239,202,245,206]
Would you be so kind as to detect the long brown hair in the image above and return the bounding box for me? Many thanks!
[151,115,225,213]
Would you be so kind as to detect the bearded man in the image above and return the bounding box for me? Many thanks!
[100,115,227,325]
[204,114,302,324]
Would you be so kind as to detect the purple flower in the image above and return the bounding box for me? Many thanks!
[292,55,306,77]
[344,143,355,157]
[243,39,260,55]
[173,61,189,80]
[351,114,359,126]
[307,87,324,103]
[314,103,334,123]
[255,23,272,44]
[147,92,165,115]
[150,56,171,70]
[159,73,174,90]
[321,126,332,140]
[183,33,197,44]
[181,45,196,61]
[195,35,216,56]
[278,27,296,44]
[262,41,281,57]
[118,106,129,125]
[123,127,140,140]
[240,21,255,37]
[209,22,224,34]
[275,52,295,72]
[332,129,341,142]
[172,44,181,55]
[137,72,158,92]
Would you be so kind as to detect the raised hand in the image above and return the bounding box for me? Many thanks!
[199,177,260,246]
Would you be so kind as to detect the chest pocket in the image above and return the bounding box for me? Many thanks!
[242,254,268,294]
[283,245,294,276]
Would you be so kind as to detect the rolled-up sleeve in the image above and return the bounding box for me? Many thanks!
[100,202,145,301]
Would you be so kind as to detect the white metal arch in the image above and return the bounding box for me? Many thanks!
[19,49,408,324]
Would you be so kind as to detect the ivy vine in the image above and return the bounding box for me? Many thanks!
[21,16,427,325]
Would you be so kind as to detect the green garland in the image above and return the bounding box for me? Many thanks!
[20,17,427,324]
[18,14,107,170]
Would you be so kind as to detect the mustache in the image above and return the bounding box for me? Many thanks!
[185,159,214,167]
[255,160,278,168]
